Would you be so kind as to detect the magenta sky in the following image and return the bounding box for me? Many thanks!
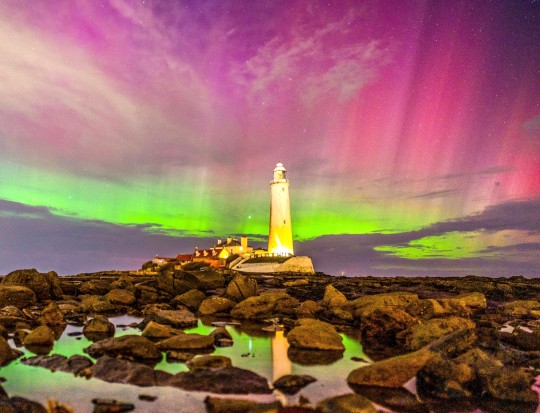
[0,1,539,276]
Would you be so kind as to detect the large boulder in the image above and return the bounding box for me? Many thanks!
[287,319,344,351]
[83,316,116,341]
[79,279,111,296]
[91,356,171,387]
[144,309,198,329]
[1,269,62,302]
[84,335,162,362]
[23,325,55,354]
[343,292,419,318]
[321,285,347,308]
[198,297,236,316]
[0,286,36,309]
[347,348,434,387]
[231,292,297,319]
[397,317,476,351]
[156,333,214,351]
[105,289,136,306]
[0,306,28,329]
[272,374,316,395]
[80,295,119,314]
[224,274,258,302]
[186,355,232,370]
[157,270,225,296]
[38,302,66,327]
[141,321,181,339]
[172,289,206,311]
[360,307,418,349]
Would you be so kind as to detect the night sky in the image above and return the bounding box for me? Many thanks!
[1,1,539,277]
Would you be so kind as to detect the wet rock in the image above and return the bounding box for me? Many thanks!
[168,367,272,394]
[0,325,7,340]
[397,317,476,351]
[287,319,344,351]
[273,374,316,395]
[106,289,136,306]
[1,268,62,302]
[23,325,55,347]
[21,354,93,375]
[231,292,296,319]
[1,396,47,413]
[84,335,162,362]
[0,306,28,329]
[186,355,232,370]
[199,296,236,316]
[283,279,309,287]
[348,386,429,413]
[80,295,119,314]
[316,393,376,413]
[455,292,487,310]
[110,275,136,292]
[165,351,194,363]
[91,356,171,386]
[141,321,180,339]
[92,398,135,413]
[287,348,344,365]
[134,285,159,305]
[0,337,20,366]
[406,298,466,320]
[204,397,281,413]
[38,302,66,327]
[0,285,37,309]
[360,307,418,349]
[347,348,434,388]
[321,285,347,308]
[144,309,198,329]
[79,279,111,296]
[171,289,206,311]
[482,366,538,403]
[224,274,258,302]
[83,316,116,341]
[296,300,323,318]
[156,333,214,350]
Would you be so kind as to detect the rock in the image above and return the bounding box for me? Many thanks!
[283,279,309,287]
[482,366,538,403]
[110,275,135,291]
[231,292,296,319]
[316,393,376,413]
[498,300,540,319]
[157,270,225,296]
[406,298,467,320]
[272,374,316,395]
[80,295,119,314]
[359,307,418,348]
[172,289,206,311]
[344,292,419,318]
[224,274,258,302]
[134,285,159,305]
[106,289,136,306]
[0,337,20,366]
[92,398,135,413]
[347,348,434,387]
[79,279,112,295]
[397,317,476,351]
[23,325,55,347]
[156,333,214,351]
[168,367,272,394]
[38,302,66,327]
[455,292,487,310]
[514,327,540,351]
[186,355,232,370]
[209,326,233,347]
[287,319,344,351]
[83,316,116,341]
[321,285,347,308]
[296,300,323,318]
[91,356,172,386]
[84,335,162,362]
[205,397,281,413]
[145,309,198,329]
[21,354,93,374]
[166,351,194,363]
[1,396,47,413]
[1,269,62,302]
[0,306,28,328]
[288,348,344,365]
[141,321,180,339]
[348,386,429,413]
[0,285,36,309]
[198,296,236,316]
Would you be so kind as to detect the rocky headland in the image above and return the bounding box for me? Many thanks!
[0,267,539,412]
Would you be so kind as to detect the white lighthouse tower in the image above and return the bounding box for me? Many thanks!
[268,162,294,256]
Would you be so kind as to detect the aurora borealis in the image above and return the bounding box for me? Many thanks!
[0,1,539,276]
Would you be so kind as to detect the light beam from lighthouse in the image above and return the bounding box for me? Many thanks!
[268,162,294,256]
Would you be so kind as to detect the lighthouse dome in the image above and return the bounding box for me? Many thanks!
[274,162,286,172]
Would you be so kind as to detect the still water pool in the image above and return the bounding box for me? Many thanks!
[1,316,367,412]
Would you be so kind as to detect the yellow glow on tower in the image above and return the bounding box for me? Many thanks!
[268,162,294,255]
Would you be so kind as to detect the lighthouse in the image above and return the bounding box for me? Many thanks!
[268,162,294,256]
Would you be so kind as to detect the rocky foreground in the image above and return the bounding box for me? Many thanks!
[0,268,539,412]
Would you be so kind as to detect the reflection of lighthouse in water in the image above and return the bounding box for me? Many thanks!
[271,330,292,381]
